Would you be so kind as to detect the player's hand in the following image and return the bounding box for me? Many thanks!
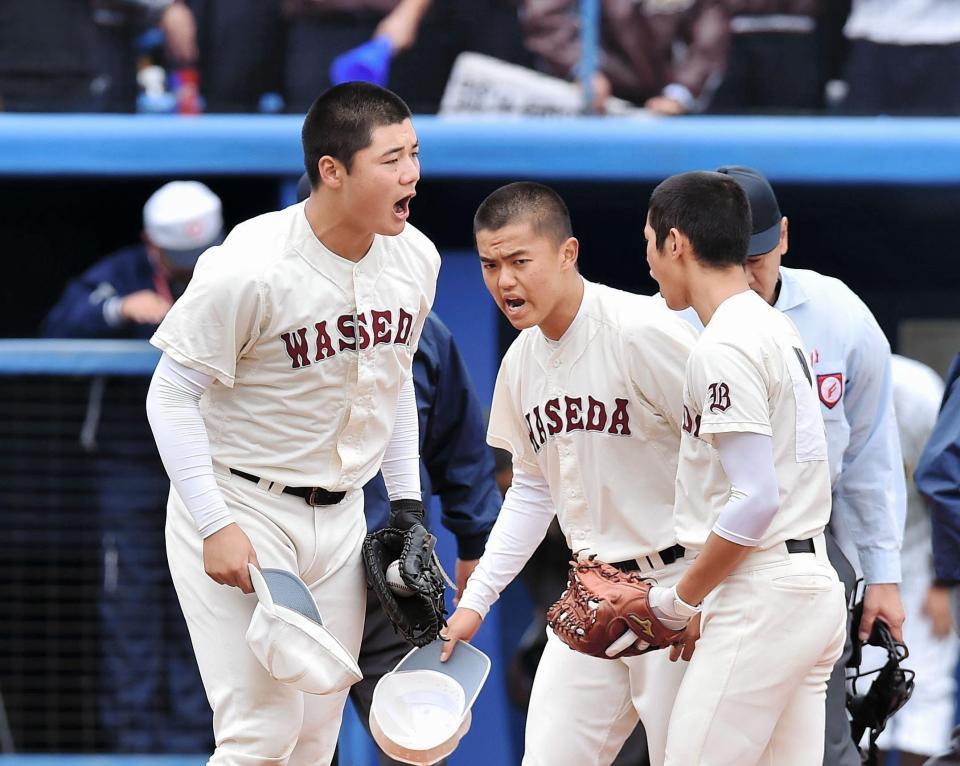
[160,0,199,65]
[454,558,479,606]
[860,583,905,642]
[120,290,173,325]
[202,523,261,594]
[923,584,954,639]
[670,612,700,662]
[644,95,687,116]
[439,607,483,661]
[588,71,612,113]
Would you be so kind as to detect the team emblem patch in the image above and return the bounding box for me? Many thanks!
[708,382,731,413]
[817,373,843,409]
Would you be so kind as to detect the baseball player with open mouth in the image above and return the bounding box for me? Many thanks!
[644,171,847,766]
[145,82,440,765]
[440,181,699,766]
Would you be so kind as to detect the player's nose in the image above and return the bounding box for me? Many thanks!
[399,156,419,186]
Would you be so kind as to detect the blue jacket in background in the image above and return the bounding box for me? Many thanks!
[41,244,158,339]
[915,352,960,583]
[363,312,500,560]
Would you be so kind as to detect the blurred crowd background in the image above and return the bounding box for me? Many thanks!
[2,0,960,117]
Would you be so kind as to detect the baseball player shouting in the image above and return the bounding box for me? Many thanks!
[441,182,699,766]
[145,83,440,765]
[644,171,847,766]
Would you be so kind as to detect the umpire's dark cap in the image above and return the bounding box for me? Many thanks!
[716,166,782,256]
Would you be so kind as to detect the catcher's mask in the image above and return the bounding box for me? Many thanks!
[245,564,362,695]
[845,600,915,765]
[370,639,490,765]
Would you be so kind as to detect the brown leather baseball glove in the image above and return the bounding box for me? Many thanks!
[546,558,685,659]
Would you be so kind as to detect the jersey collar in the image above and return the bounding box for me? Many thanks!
[773,267,809,312]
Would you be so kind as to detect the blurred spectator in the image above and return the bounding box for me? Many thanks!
[521,0,729,114]
[710,1,831,112]
[41,182,223,752]
[842,0,960,115]
[281,0,531,114]
[94,1,199,113]
[0,1,197,113]
[859,356,957,766]
[189,0,283,112]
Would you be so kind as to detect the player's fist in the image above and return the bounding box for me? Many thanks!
[120,290,173,325]
[202,523,261,594]
[440,607,483,662]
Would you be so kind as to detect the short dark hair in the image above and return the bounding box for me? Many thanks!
[648,171,752,267]
[473,182,573,245]
[301,82,412,186]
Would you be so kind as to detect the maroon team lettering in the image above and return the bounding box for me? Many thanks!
[280,308,416,369]
[525,396,631,452]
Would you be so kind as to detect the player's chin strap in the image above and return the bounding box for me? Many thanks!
[845,599,915,766]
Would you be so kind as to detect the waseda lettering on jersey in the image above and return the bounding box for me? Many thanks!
[682,405,702,438]
[280,308,416,369]
[524,396,631,452]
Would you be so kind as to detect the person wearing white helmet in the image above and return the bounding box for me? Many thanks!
[41,180,224,753]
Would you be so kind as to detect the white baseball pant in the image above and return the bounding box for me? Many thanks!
[165,463,367,766]
[523,558,690,766]
[664,535,847,766]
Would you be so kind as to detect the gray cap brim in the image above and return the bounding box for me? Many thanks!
[395,639,490,710]
[748,221,781,257]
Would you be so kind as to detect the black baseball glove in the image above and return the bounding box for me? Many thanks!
[362,500,448,647]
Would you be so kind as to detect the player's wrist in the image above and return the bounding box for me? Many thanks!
[670,582,703,615]
[388,498,425,530]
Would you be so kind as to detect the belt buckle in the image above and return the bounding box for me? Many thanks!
[306,487,325,507]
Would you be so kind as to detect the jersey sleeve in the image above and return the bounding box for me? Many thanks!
[486,350,540,472]
[150,245,265,387]
[690,340,772,440]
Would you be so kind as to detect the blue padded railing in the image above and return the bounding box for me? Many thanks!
[2,114,960,183]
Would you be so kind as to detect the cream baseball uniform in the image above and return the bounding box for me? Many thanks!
[151,201,440,765]
[664,290,847,766]
[458,278,698,766]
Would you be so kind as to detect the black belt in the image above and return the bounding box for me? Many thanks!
[229,468,346,506]
[785,537,815,554]
[611,538,814,572]
[612,543,686,571]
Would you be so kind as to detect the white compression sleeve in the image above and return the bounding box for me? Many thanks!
[712,430,780,546]
[457,466,556,618]
[381,376,421,501]
[146,353,234,538]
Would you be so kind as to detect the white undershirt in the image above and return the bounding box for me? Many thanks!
[146,352,421,537]
[457,465,555,618]
[711,431,780,546]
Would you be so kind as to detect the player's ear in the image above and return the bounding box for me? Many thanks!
[560,237,579,271]
[667,227,684,261]
[779,217,789,256]
[317,155,344,188]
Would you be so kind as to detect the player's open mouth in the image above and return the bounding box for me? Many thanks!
[504,298,526,315]
[393,194,415,220]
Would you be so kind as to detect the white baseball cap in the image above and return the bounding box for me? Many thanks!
[370,639,490,765]
[142,181,223,268]
[245,564,362,696]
